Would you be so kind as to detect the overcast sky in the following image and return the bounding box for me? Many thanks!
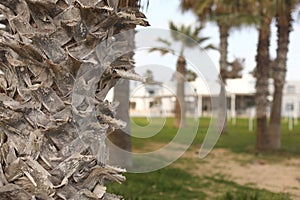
[135,0,300,81]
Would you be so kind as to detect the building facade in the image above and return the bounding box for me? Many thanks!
[128,74,300,119]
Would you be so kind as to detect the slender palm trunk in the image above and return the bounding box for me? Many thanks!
[108,79,132,168]
[174,56,186,128]
[255,17,272,150]
[268,5,292,150]
[219,23,229,134]
[107,0,138,168]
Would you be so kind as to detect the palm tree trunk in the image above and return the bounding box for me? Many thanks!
[108,79,132,168]
[174,56,186,128]
[255,17,272,151]
[0,0,149,199]
[219,23,229,134]
[268,4,292,150]
[107,0,139,169]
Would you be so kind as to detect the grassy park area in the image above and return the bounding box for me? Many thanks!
[108,117,300,199]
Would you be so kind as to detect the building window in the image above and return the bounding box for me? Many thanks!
[148,90,155,95]
[149,101,154,108]
[285,103,294,111]
[130,102,136,109]
[286,85,296,94]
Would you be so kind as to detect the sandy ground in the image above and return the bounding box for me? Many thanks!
[182,149,300,199]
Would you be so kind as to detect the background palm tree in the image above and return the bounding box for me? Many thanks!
[185,69,198,82]
[267,0,300,150]
[253,0,300,150]
[181,0,255,133]
[181,0,299,149]
[107,0,142,170]
[253,0,277,150]
[0,0,148,199]
[150,21,215,128]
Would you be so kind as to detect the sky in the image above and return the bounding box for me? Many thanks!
[135,0,300,81]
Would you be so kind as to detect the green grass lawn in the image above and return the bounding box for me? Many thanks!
[130,117,300,156]
[107,117,300,199]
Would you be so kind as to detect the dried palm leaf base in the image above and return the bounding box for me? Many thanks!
[0,0,149,199]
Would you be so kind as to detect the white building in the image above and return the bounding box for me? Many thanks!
[282,81,300,118]
[128,74,300,118]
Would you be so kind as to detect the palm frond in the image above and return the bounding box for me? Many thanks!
[203,44,218,50]
[169,21,179,32]
[149,47,171,55]
[192,25,204,37]
[196,36,210,44]
[157,38,172,47]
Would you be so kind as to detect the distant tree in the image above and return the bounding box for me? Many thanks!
[254,0,277,150]
[150,21,215,128]
[226,58,244,79]
[144,69,155,83]
[186,69,198,82]
[268,0,300,150]
[181,0,257,133]
[250,0,300,151]
[108,0,148,169]
[251,59,276,79]
[171,69,198,82]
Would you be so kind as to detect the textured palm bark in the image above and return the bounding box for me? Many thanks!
[0,0,149,199]
[255,17,272,151]
[174,56,186,128]
[219,24,229,134]
[268,5,292,150]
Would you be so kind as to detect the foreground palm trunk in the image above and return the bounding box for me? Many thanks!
[255,16,272,150]
[268,3,292,150]
[0,0,148,199]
